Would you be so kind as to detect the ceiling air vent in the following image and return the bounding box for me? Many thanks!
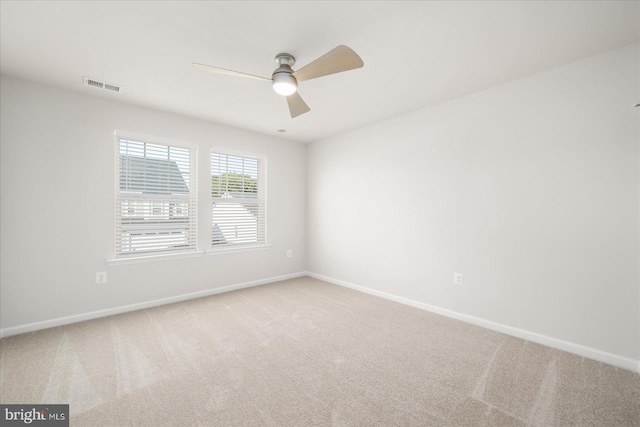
[83,76,121,93]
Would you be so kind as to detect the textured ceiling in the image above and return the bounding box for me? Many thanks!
[1,1,638,143]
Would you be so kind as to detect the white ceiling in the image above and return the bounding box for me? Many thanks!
[1,1,638,143]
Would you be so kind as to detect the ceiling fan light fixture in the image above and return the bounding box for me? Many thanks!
[272,72,297,96]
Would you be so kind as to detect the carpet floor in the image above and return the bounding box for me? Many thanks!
[0,276,638,426]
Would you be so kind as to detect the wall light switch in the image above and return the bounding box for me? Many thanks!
[286,250,292,258]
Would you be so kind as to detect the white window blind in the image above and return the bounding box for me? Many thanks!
[116,137,197,257]
[211,151,266,248]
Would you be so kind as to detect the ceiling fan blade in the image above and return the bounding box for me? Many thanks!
[286,92,310,118]
[292,45,363,83]
[192,63,271,82]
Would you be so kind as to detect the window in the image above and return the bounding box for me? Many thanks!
[116,136,197,257]
[211,151,266,249]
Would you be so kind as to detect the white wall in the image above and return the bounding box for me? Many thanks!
[2,45,639,366]
[0,75,306,330]
[307,44,640,361]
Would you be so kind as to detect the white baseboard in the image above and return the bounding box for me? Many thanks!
[0,271,307,339]
[306,272,640,374]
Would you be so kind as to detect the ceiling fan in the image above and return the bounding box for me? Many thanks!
[193,45,364,118]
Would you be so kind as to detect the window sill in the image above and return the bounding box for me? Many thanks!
[107,250,204,266]
[206,244,271,255]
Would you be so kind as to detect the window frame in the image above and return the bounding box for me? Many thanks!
[111,131,200,263]
[207,147,268,254]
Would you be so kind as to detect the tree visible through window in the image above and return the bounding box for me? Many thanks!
[211,173,257,198]
[211,152,266,247]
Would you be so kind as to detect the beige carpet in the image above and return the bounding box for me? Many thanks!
[1,276,638,426]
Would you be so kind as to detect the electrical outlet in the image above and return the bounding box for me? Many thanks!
[96,272,107,284]
[286,250,292,258]
[454,272,463,285]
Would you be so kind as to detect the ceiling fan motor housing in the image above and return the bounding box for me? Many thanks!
[272,53,297,96]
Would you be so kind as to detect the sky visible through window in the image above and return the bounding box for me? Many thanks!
[211,153,258,179]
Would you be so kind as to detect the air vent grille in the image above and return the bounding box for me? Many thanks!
[104,83,120,92]
[83,77,121,93]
